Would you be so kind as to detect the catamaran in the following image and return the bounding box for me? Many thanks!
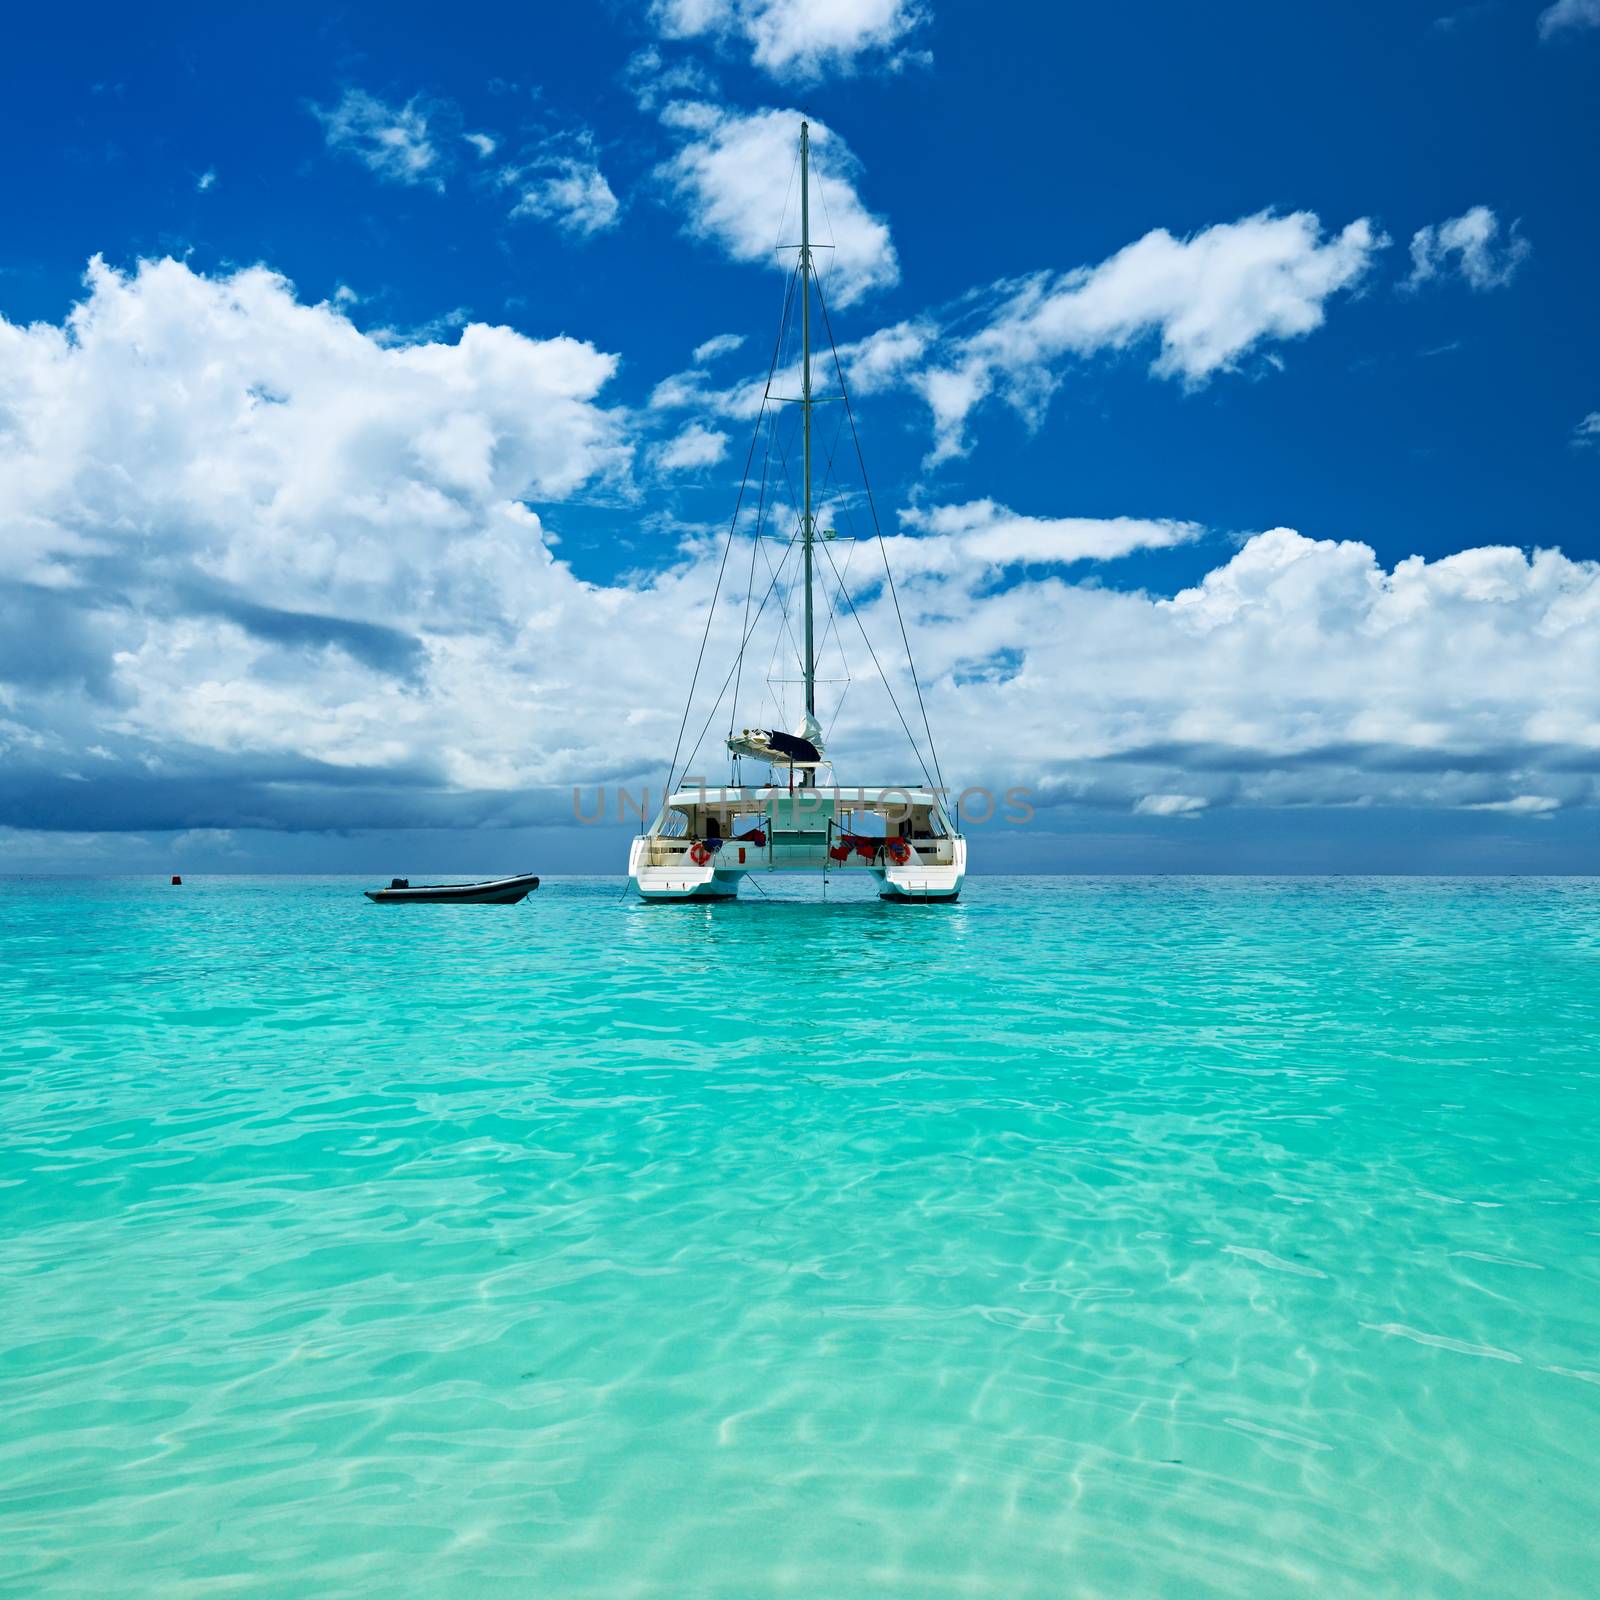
[628,122,966,903]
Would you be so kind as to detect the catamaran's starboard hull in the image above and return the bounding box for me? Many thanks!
[878,881,962,901]
[876,835,965,900]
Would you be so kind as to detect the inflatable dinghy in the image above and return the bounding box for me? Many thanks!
[365,873,540,905]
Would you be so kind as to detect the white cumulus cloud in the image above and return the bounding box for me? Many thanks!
[3,254,1599,842]
[0,254,642,814]
[917,210,1383,462]
[652,0,927,79]
[1405,206,1530,292]
[654,421,730,471]
[657,103,898,306]
[726,526,1600,820]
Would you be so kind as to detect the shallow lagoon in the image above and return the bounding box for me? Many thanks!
[2,876,1596,1597]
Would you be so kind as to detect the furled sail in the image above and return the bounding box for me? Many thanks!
[726,715,824,767]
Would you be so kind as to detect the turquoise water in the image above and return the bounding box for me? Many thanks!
[1,875,1597,1598]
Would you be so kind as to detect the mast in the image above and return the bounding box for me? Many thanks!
[799,121,816,720]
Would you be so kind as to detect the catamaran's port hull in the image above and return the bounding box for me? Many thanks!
[631,877,743,901]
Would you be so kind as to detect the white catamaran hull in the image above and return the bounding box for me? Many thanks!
[627,836,743,900]
[628,802,965,903]
[878,836,966,901]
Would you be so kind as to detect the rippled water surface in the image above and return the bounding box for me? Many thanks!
[2,875,1597,1598]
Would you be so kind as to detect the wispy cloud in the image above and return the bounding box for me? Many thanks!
[647,316,933,420]
[1538,0,1600,39]
[1134,793,1209,818]
[645,204,1383,465]
[311,87,618,239]
[506,155,621,237]
[1571,411,1600,450]
[692,331,746,363]
[196,168,217,193]
[1405,206,1530,292]
[1467,794,1561,815]
[1430,4,1493,35]
[624,45,719,113]
[890,500,1204,574]
[311,88,446,191]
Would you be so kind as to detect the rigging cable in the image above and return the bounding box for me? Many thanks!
[819,532,859,747]
[814,273,946,794]
[808,400,856,702]
[819,536,937,794]
[728,409,771,756]
[661,263,799,804]
[765,400,848,693]
[674,535,807,787]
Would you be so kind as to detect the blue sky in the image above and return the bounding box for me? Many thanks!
[1,0,1597,873]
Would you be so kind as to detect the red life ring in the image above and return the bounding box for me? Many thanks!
[689,841,712,865]
[885,837,911,865]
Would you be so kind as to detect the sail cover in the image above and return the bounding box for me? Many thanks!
[726,726,823,766]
